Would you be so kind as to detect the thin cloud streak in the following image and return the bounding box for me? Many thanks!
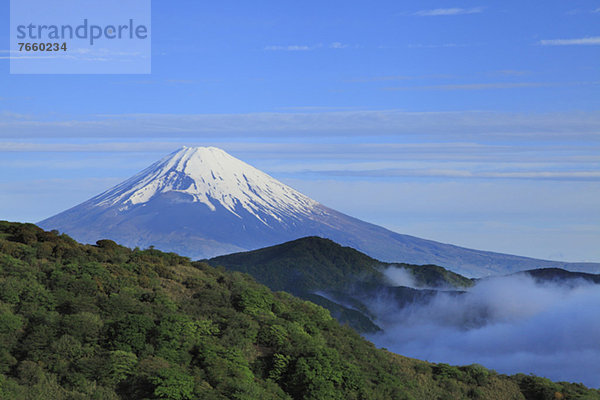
[384,82,587,91]
[407,43,469,48]
[540,36,600,46]
[330,42,350,49]
[264,45,313,51]
[300,168,600,181]
[413,7,484,17]
[264,43,349,51]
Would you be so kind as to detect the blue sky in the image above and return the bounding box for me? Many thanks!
[1,1,599,262]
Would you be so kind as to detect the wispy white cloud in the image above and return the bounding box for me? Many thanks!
[302,168,600,181]
[275,106,363,111]
[0,111,34,120]
[540,36,600,46]
[329,42,349,49]
[566,8,600,15]
[264,44,314,51]
[384,81,595,91]
[348,75,412,83]
[413,7,484,16]
[264,42,349,51]
[408,43,468,48]
[386,82,547,91]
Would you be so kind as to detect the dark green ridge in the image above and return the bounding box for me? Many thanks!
[208,236,473,292]
[516,267,600,284]
[208,236,385,293]
[208,236,473,332]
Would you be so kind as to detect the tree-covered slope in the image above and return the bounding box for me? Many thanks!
[0,221,598,400]
[208,237,473,333]
[208,237,385,293]
[208,237,472,292]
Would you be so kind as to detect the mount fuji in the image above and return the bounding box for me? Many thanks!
[39,146,600,277]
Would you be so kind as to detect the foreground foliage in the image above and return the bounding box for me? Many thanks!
[0,221,598,399]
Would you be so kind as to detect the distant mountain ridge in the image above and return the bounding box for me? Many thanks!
[39,146,600,277]
[516,267,600,284]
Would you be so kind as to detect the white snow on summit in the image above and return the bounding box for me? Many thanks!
[92,146,319,225]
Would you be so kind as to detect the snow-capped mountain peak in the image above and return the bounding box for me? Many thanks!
[91,146,319,225]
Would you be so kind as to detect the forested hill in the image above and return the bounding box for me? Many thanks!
[0,221,598,399]
[208,237,473,333]
[208,236,474,292]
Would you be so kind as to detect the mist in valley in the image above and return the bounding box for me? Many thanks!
[367,268,600,388]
